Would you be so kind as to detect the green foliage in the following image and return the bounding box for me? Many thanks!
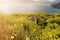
[0,12,60,40]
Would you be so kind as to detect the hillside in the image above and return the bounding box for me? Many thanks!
[0,12,60,40]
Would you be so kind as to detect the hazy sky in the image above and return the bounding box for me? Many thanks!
[0,0,58,3]
[0,0,60,14]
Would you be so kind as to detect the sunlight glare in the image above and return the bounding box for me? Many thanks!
[33,0,40,2]
[49,0,54,1]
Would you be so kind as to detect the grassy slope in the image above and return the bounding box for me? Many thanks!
[0,12,60,40]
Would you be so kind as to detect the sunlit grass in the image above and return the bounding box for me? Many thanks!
[0,12,60,40]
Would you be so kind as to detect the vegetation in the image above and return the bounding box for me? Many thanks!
[0,12,60,40]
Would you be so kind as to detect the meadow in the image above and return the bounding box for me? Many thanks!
[0,12,60,40]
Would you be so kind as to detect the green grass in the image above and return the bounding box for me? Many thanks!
[0,12,60,40]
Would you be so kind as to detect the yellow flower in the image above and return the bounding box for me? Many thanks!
[11,36,14,39]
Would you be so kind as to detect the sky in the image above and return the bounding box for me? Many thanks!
[0,0,60,14]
